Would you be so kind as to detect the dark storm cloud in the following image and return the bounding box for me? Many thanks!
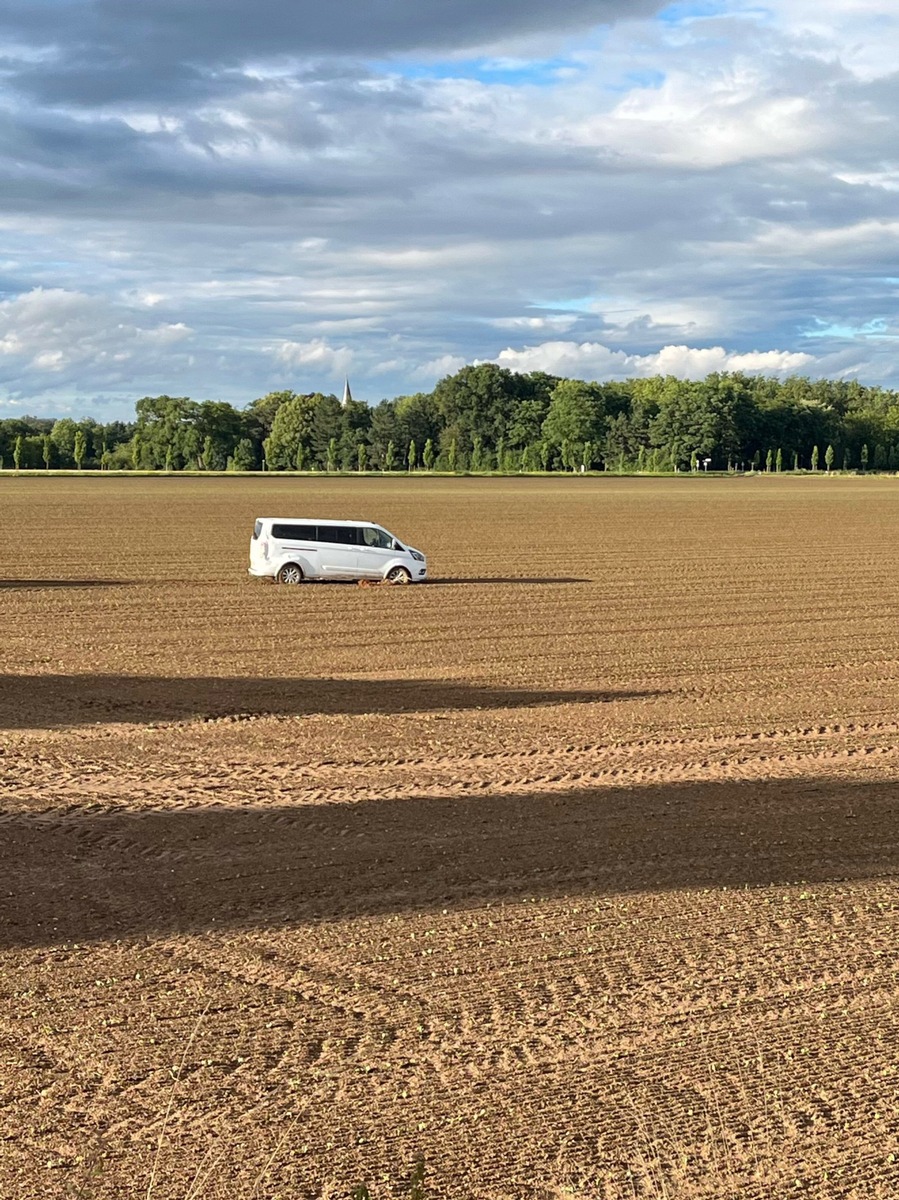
[2,0,666,106]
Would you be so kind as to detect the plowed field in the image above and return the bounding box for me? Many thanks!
[2,474,898,1200]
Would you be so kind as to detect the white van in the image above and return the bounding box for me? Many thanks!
[249,518,428,584]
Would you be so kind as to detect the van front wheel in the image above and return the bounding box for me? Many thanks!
[277,563,304,584]
[387,567,411,584]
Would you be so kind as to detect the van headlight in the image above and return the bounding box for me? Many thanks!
[410,549,425,562]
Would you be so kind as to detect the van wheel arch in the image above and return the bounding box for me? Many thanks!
[386,566,412,584]
[277,562,305,584]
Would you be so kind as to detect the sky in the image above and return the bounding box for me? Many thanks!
[1,0,898,419]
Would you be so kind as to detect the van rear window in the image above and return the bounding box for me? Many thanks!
[253,520,263,540]
[272,523,318,540]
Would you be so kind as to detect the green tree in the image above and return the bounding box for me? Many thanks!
[245,391,295,441]
[42,434,53,469]
[542,380,605,460]
[861,443,869,472]
[295,443,307,471]
[407,439,417,471]
[13,435,23,470]
[50,418,78,467]
[395,392,439,452]
[357,443,367,472]
[811,445,819,471]
[649,373,754,469]
[765,448,773,473]
[311,395,343,468]
[197,401,242,469]
[422,438,435,470]
[432,363,524,454]
[368,401,398,469]
[775,447,783,473]
[231,438,256,471]
[384,440,397,471]
[825,444,835,473]
[265,393,318,470]
[134,396,200,469]
[73,430,87,469]
[448,438,458,473]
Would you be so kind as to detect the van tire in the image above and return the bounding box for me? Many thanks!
[387,567,412,584]
[277,563,304,584]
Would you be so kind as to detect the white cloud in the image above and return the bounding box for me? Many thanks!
[0,289,193,387]
[492,339,815,379]
[272,337,353,376]
[488,315,580,332]
[413,354,468,382]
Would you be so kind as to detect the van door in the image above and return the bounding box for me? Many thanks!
[356,525,396,578]
[316,525,360,577]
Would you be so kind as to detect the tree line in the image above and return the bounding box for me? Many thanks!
[4,366,899,473]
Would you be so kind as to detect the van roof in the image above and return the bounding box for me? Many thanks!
[256,517,379,526]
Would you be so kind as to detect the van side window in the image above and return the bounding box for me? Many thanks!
[272,524,317,540]
[363,527,393,549]
[319,525,358,545]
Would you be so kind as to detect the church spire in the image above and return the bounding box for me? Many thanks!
[342,377,353,408]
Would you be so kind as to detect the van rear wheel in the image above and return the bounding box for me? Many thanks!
[277,563,304,584]
[387,566,412,584]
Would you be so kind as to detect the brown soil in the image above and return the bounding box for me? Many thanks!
[1,475,898,1199]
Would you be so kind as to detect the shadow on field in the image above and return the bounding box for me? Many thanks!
[0,579,128,590]
[0,674,662,729]
[428,577,591,586]
[2,777,897,949]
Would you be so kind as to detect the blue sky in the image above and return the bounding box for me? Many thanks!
[1,0,898,418]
